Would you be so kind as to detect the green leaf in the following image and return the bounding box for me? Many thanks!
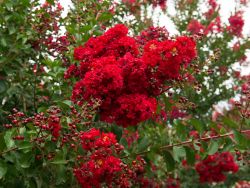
[50,159,68,165]
[207,141,219,155]
[46,0,55,5]
[0,80,8,94]
[37,106,48,113]
[184,146,195,165]
[8,25,16,35]
[190,119,204,133]
[234,130,249,148]
[97,12,113,22]
[0,160,7,179]
[61,100,72,107]
[221,138,234,152]
[22,37,28,45]
[55,165,67,185]
[163,94,172,111]
[17,141,33,153]
[81,25,92,32]
[5,2,12,10]
[19,152,33,168]
[0,38,7,47]
[4,130,15,149]
[50,152,67,165]
[0,133,6,152]
[119,137,128,149]
[56,100,72,110]
[223,117,238,129]
[162,150,175,171]
[175,120,187,140]
[137,137,150,152]
[173,146,186,162]
[111,125,123,141]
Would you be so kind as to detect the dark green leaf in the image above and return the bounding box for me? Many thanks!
[162,150,175,171]
[17,141,33,153]
[175,120,187,140]
[234,130,249,149]
[120,137,128,149]
[0,160,7,179]
[137,137,150,152]
[223,117,238,129]
[0,80,8,93]
[184,146,195,165]
[111,125,123,141]
[19,152,33,168]
[190,119,204,133]
[97,12,113,21]
[50,152,67,165]
[0,133,6,152]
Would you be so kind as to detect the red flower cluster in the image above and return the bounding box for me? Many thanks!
[80,128,117,150]
[102,94,157,127]
[228,12,244,37]
[187,19,204,35]
[74,155,122,188]
[187,17,223,36]
[75,129,123,187]
[195,152,239,183]
[204,0,218,19]
[205,17,222,35]
[75,128,151,187]
[66,24,197,127]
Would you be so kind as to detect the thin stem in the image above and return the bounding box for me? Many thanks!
[0,147,18,156]
[121,129,250,159]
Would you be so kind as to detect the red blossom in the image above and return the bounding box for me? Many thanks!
[73,46,86,61]
[74,154,122,188]
[82,61,123,100]
[95,132,117,148]
[204,0,218,19]
[204,17,222,35]
[187,19,205,35]
[68,24,197,127]
[64,64,79,79]
[228,12,244,37]
[101,94,157,127]
[195,152,239,183]
[80,128,101,150]
[118,53,150,94]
